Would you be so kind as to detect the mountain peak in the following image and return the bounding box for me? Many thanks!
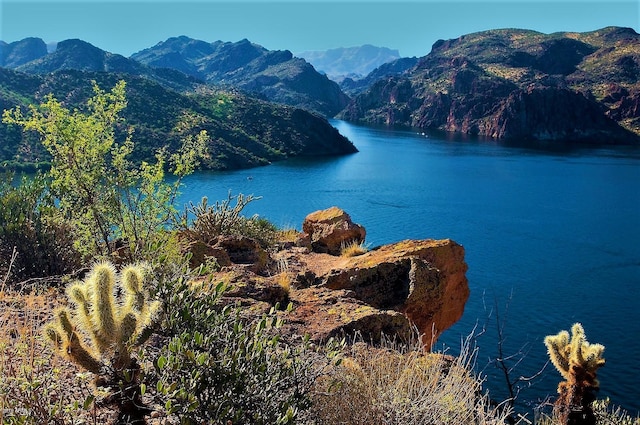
[131,36,348,116]
[296,45,402,80]
[0,37,48,68]
[16,38,145,75]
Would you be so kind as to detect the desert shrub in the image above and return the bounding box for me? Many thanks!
[149,272,339,424]
[179,192,278,249]
[275,257,293,297]
[308,332,513,425]
[536,398,640,425]
[0,173,81,285]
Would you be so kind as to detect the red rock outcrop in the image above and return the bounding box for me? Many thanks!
[186,208,469,348]
[284,238,469,346]
[302,207,366,255]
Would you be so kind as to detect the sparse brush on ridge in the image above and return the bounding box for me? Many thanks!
[43,261,161,425]
[178,191,279,248]
[544,323,605,425]
[308,330,514,424]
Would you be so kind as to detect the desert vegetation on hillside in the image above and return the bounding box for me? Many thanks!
[1,82,638,424]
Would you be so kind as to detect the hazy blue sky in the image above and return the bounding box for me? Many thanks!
[1,1,638,58]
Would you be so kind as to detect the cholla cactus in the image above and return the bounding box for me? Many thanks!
[44,261,161,424]
[544,323,605,425]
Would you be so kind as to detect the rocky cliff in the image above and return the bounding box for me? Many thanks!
[338,27,640,144]
[189,207,469,347]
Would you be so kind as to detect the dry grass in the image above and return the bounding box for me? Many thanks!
[308,333,515,425]
[0,286,99,424]
[275,257,293,295]
[277,227,301,244]
[340,240,369,257]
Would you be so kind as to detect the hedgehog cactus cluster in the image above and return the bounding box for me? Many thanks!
[44,261,161,424]
[544,323,605,425]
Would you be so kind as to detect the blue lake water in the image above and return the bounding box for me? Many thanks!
[178,120,640,415]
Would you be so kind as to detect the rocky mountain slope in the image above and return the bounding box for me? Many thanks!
[0,67,357,170]
[131,36,350,116]
[296,45,401,81]
[339,27,640,144]
[0,37,48,68]
[340,56,419,96]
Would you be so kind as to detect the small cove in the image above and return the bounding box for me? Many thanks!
[179,120,640,415]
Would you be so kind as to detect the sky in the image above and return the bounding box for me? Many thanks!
[1,1,638,58]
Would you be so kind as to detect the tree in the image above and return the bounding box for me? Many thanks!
[2,80,208,260]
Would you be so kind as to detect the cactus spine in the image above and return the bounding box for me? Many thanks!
[544,323,605,425]
[44,261,160,424]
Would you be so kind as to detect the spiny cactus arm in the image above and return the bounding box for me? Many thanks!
[67,282,102,349]
[47,308,102,374]
[121,265,146,313]
[569,323,587,366]
[90,262,118,349]
[583,343,605,372]
[130,300,162,347]
[119,312,139,346]
[44,324,63,351]
[544,330,571,379]
[64,334,103,374]
[112,311,140,370]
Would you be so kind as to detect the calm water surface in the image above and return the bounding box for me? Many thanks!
[179,120,640,415]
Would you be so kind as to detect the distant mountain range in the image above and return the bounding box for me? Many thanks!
[2,26,639,160]
[130,37,349,117]
[296,45,401,82]
[0,37,358,171]
[339,26,640,144]
[0,36,350,117]
[339,57,419,96]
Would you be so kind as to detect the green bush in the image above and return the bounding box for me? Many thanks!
[0,173,81,285]
[3,81,208,261]
[179,192,278,249]
[149,271,337,424]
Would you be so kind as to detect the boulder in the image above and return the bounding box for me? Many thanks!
[302,207,366,255]
[185,239,232,269]
[190,208,469,349]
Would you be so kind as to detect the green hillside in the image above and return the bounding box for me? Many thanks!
[0,68,357,170]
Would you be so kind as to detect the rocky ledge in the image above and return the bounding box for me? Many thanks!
[190,207,469,347]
